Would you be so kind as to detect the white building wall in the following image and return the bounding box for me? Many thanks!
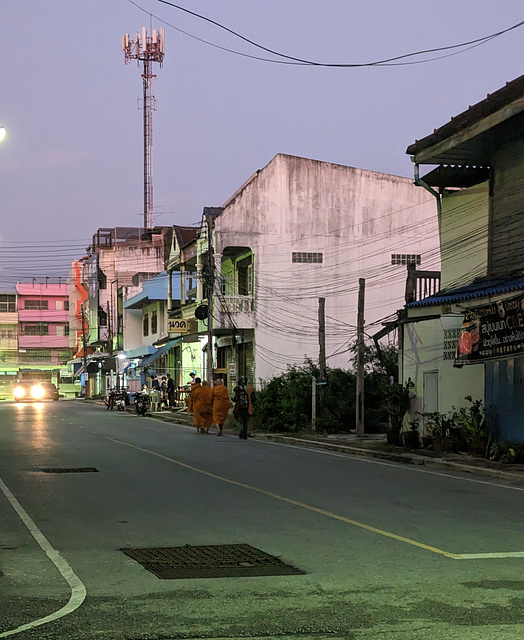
[402,182,489,421]
[215,154,440,382]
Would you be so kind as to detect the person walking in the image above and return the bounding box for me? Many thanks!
[191,377,213,434]
[166,373,175,408]
[233,377,256,440]
[211,378,231,436]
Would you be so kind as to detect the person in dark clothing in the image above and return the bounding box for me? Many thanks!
[166,373,175,408]
[233,377,256,439]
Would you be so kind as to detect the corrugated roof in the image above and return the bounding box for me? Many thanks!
[407,73,524,156]
[407,274,524,308]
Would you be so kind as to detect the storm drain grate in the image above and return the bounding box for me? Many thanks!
[121,543,306,579]
[39,467,99,473]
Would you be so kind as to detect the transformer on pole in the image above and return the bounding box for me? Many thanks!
[123,27,165,231]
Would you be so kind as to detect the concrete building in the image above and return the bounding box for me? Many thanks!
[166,154,440,391]
[0,290,18,397]
[16,281,71,385]
[70,226,171,396]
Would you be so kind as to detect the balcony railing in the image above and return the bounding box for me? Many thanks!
[218,295,255,314]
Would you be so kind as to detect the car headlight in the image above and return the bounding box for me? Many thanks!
[31,385,45,399]
[14,386,26,399]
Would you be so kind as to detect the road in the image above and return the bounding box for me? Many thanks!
[0,400,523,639]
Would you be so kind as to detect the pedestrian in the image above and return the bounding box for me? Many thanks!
[166,373,175,408]
[160,376,168,410]
[149,375,161,411]
[211,378,231,436]
[191,377,213,434]
[233,377,256,440]
[185,371,197,413]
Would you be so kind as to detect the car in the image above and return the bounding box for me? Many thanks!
[13,380,59,402]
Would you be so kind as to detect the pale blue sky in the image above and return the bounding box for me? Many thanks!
[1,1,523,283]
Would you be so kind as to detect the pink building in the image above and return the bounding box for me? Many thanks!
[16,282,71,368]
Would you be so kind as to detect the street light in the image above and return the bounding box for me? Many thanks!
[0,126,6,142]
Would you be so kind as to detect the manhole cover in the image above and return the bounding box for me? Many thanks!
[121,543,306,579]
[40,467,99,473]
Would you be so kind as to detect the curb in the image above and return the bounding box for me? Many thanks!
[252,433,524,485]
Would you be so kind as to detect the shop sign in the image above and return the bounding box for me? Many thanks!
[168,318,189,335]
[456,294,524,363]
[228,361,237,378]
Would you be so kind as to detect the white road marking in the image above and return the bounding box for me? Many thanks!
[0,476,87,637]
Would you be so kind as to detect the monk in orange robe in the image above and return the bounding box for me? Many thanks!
[211,378,231,436]
[191,378,213,434]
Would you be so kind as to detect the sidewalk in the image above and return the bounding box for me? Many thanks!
[84,400,524,485]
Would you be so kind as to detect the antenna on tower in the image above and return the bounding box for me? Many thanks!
[123,25,165,232]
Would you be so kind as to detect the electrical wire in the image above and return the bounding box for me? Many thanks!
[152,1,524,67]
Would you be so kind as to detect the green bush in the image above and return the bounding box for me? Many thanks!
[251,345,396,434]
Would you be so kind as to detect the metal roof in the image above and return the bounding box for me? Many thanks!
[407,274,524,308]
[407,74,524,165]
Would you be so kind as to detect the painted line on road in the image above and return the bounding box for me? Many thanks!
[106,436,474,560]
[0,476,87,638]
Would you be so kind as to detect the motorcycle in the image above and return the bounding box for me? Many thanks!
[116,391,127,412]
[134,392,150,417]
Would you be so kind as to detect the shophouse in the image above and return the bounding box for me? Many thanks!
[16,281,71,386]
[0,289,18,397]
[70,226,171,396]
[401,73,524,442]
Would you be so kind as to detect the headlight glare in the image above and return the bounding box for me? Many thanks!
[31,385,45,399]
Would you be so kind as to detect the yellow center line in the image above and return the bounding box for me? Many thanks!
[107,437,522,561]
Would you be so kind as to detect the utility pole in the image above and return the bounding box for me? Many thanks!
[318,297,326,405]
[81,306,88,398]
[356,278,365,437]
[123,26,165,230]
[206,213,214,385]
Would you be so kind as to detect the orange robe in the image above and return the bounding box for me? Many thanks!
[212,385,231,425]
[191,384,213,428]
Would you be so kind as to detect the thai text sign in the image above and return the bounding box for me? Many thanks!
[167,318,189,334]
[456,294,524,363]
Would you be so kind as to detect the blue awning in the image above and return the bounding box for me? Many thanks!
[407,275,524,308]
[138,339,178,368]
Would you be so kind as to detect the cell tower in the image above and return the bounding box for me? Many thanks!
[123,27,165,231]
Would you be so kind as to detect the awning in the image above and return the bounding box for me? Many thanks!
[139,340,177,368]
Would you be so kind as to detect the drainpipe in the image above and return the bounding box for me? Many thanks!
[412,159,441,218]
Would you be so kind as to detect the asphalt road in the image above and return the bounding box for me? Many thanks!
[0,400,523,640]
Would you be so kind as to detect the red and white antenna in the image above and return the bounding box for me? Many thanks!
[123,27,165,231]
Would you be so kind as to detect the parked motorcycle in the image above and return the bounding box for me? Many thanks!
[116,391,127,412]
[134,392,149,416]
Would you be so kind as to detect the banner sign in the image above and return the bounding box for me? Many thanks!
[455,294,524,363]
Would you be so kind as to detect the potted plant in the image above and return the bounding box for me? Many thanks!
[422,411,454,452]
[401,418,421,449]
[454,396,487,457]
[381,377,415,446]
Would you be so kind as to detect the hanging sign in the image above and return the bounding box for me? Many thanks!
[168,318,189,335]
[455,294,524,363]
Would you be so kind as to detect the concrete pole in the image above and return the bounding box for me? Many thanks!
[356,278,365,437]
[311,376,317,432]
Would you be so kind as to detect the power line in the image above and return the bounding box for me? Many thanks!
[151,1,524,67]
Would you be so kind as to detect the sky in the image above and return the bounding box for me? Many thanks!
[1,0,524,287]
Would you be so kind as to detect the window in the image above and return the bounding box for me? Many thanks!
[56,300,63,310]
[22,323,49,336]
[0,294,16,313]
[391,254,421,266]
[24,300,48,310]
[21,349,52,362]
[64,300,69,311]
[151,311,158,334]
[56,325,70,337]
[0,326,16,339]
[143,314,149,337]
[292,252,323,264]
